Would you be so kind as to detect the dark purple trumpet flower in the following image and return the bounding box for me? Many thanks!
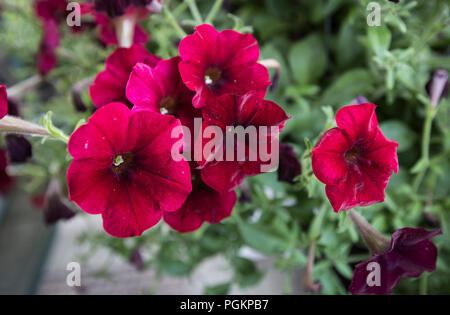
[5,135,32,163]
[278,143,301,184]
[349,227,442,295]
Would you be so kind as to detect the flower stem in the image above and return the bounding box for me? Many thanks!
[186,0,203,24]
[6,75,42,100]
[419,273,429,295]
[413,105,436,193]
[348,210,390,255]
[205,0,224,24]
[162,5,187,39]
[115,14,137,48]
[0,115,51,138]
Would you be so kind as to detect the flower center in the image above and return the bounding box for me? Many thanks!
[204,67,222,88]
[159,96,177,115]
[345,147,360,163]
[111,152,134,174]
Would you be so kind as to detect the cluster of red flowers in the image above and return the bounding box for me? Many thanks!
[68,24,288,237]
[33,0,161,75]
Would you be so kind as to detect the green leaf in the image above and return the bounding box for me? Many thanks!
[367,26,391,57]
[237,221,288,255]
[321,69,374,106]
[380,120,416,152]
[289,33,327,85]
[204,282,231,295]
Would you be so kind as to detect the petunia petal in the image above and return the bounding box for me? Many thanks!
[311,128,351,185]
[335,103,378,143]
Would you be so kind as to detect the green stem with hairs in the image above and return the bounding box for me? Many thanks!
[186,0,203,24]
[205,0,224,24]
[162,5,187,39]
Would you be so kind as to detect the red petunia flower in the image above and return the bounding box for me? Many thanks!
[163,166,236,233]
[0,85,7,119]
[311,103,398,213]
[67,102,192,237]
[126,56,197,126]
[90,44,160,108]
[178,24,271,108]
[94,12,149,46]
[349,227,442,295]
[199,92,289,193]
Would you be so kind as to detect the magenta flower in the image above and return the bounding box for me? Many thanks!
[178,24,270,108]
[92,0,161,46]
[90,44,160,108]
[349,227,442,295]
[94,12,149,46]
[126,56,197,124]
[163,167,236,233]
[311,103,399,213]
[67,102,192,237]
[199,92,289,193]
[0,85,7,119]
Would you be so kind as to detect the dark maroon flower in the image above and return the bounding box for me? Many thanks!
[349,227,442,295]
[0,149,14,195]
[129,249,145,271]
[90,44,160,108]
[44,194,76,225]
[178,24,271,108]
[312,103,399,213]
[0,85,7,119]
[5,135,32,163]
[199,92,289,193]
[278,143,301,184]
[163,166,236,233]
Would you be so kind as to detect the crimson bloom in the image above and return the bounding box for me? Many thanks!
[199,92,289,193]
[349,228,442,295]
[0,85,7,119]
[178,24,271,108]
[92,0,161,46]
[90,44,160,108]
[311,103,398,213]
[126,56,197,125]
[67,102,192,237]
[163,166,236,233]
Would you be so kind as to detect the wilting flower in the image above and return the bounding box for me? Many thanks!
[311,103,398,213]
[163,166,236,233]
[0,149,13,195]
[90,44,160,108]
[349,227,442,295]
[129,248,145,271]
[33,179,76,225]
[0,85,7,119]
[5,135,32,163]
[199,92,289,193]
[67,102,192,237]
[278,143,301,184]
[92,0,161,47]
[94,0,161,18]
[178,24,270,108]
[126,56,197,126]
